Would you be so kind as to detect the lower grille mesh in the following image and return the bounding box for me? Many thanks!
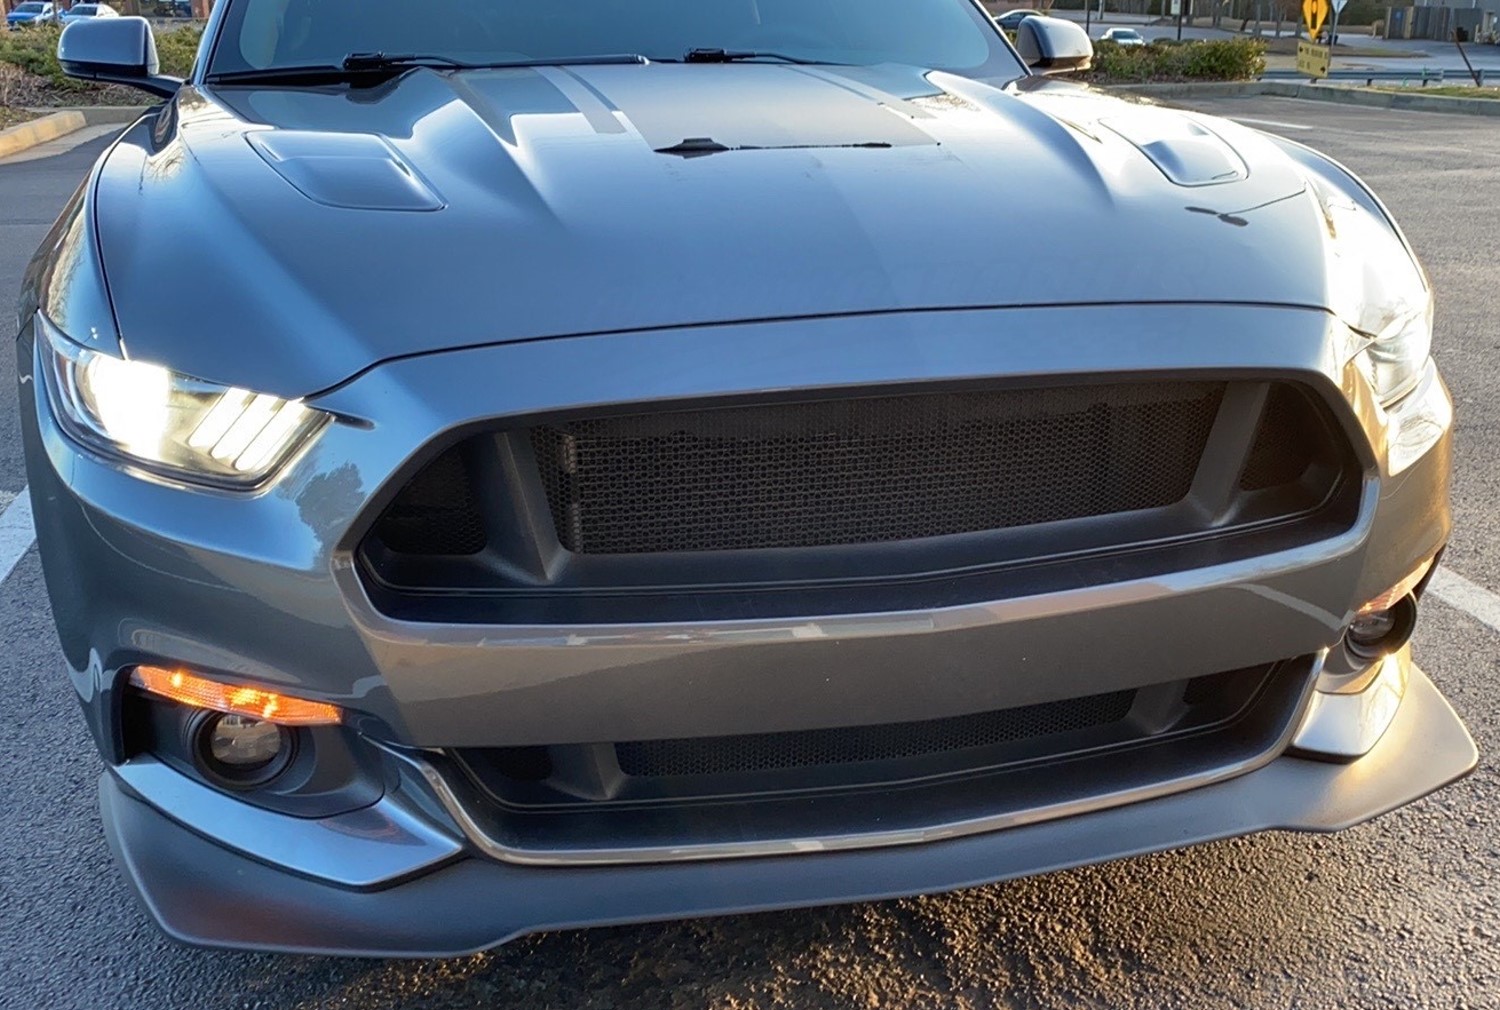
[614,690,1137,778]
[531,383,1226,555]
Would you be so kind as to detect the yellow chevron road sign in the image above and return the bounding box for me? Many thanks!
[1302,0,1329,37]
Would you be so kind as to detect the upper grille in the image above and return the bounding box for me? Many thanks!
[371,447,487,555]
[530,383,1225,555]
[1240,384,1326,491]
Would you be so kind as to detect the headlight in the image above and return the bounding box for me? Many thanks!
[1351,298,1433,407]
[37,316,328,488]
[1310,175,1434,408]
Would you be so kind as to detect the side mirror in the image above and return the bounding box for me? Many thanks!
[58,16,182,99]
[1014,16,1094,75]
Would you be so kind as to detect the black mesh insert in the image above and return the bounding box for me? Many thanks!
[1240,385,1324,491]
[531,383,1226,555]
[615,690,1136,778]
[372,447,487,555]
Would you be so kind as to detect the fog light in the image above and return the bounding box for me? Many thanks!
[194,711,294,786]
[1345,594,1418,663]
[207,713,286,768]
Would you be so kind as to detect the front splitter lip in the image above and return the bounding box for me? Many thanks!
[101,665,1476,959]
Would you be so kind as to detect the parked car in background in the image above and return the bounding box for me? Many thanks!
[58,2,118,25]
[1099,27,1147,45]
[5,2,56,28]
[994,8,1041,30]
[30,2,1474,958]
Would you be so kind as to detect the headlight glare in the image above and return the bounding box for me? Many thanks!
[38,316,327,487]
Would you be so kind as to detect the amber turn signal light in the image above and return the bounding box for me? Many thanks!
[128,665,342,727]
[1357,556,1436,616]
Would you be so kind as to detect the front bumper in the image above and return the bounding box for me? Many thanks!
[103,663,1475,957]
[18,301,1472,951]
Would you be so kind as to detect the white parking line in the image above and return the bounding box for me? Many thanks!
[1231,117,1314,132]
[0,487,34,585]
[1426,567,1500,637]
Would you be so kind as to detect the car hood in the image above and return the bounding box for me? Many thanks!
[94,64,1348,397]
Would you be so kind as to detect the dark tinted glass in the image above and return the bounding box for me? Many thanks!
[210,0,1008,75]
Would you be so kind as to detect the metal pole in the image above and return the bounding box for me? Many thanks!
[1177,0,1185,39]
[1455,28,1482,85]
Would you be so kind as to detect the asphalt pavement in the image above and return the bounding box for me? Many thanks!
[0,100,1497,1009]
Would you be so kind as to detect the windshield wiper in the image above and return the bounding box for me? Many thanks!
[205,52,649,86]
[344,51,650,71]
[341,52,474,71]
[682,48,841,65]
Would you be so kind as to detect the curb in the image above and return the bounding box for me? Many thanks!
[1109,80,1500,116]
[43,105,152,126]
[24,106,152,126]
[1109,81,1274,98]
[0,110,87,160]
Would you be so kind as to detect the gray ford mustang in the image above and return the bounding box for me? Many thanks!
[19,0,1475,957]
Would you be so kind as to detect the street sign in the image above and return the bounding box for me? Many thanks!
[1297,40,1332,77]
[1302,0,1329,36]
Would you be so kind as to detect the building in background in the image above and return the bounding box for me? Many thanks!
[1384,3,1497,40]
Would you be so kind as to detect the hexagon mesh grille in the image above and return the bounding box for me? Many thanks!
[372,447,487,555]
[531,383,1225,555]
[1240,384,1322,491]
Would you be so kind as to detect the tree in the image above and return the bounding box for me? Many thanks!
[1273,0,1302,36]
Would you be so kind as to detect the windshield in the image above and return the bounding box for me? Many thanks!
[71,5,98,13]
[207,0,1015,77]
[16,4,46,12]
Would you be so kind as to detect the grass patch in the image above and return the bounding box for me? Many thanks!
[1368,84,1500,98]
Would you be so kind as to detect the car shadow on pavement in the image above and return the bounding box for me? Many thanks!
[196,829,1386,1010]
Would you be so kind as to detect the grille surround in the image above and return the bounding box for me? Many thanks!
[530,383,1226,555]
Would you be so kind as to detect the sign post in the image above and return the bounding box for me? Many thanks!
[1297,0,1332,79]
[1330,0,1347,46]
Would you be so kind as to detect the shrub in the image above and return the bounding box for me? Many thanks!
[0,24,85,92]
[1088,37,1265,82]
[154,25,205,78]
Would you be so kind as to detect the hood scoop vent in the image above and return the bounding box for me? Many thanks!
[248,131,445,211]
[1101,112,1248,187]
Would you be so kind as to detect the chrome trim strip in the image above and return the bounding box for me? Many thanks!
[111,757,465,888]
[372,662,1322,867]
[1291,646,1410,760]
